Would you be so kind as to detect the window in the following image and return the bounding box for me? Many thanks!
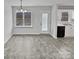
[16,11,31,27]
[24,12,31,26]
[16,12,23,26]
[61,12,68,21]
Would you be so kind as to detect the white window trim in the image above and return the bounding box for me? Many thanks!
[15,10,32,28]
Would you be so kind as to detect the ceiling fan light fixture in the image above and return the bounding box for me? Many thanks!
[19,0,28,12]
[20,0,23,12]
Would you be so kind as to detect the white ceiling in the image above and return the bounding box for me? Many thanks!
[5,0,74,6]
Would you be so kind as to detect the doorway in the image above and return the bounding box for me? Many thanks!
[41,13,48,33]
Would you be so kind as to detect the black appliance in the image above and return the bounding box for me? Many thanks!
[57,26,65,37]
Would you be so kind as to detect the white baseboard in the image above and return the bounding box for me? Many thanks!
[4,34,13,45]
[13,33,40,35]
[50,33,57,39]
[53,35,57,39]
[13,32,52,36]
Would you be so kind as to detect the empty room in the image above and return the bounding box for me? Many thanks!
[4,0,74,59]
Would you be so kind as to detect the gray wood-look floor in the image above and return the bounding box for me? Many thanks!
[4,34,74,59]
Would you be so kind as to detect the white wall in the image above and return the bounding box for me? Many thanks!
[4,0,74,43]
[57,9,74,37]
[50,6,74,38]
[4,0,13,43]
[50,5,57,39]
[12,6,51,34]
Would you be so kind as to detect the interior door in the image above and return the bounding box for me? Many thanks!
[41,13,48,33]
